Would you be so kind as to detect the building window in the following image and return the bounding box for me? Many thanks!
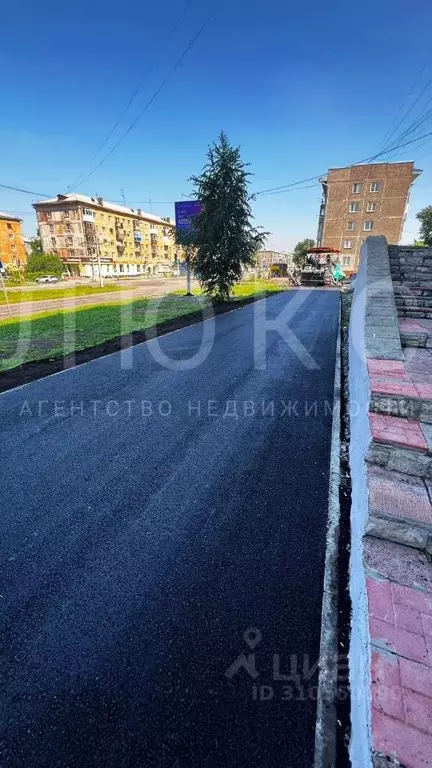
[66,224,71,232]
[51,237,56,246]
[366,202,377,212]
[370,182,381,192]
[7,223,12,230]
[349,202,360,212]
[363,220,374,231]
[343,256,351,266]
[352,183,361,194]
[64,210,70,218]
[343,240,353,249]
[347,221,356,231]
[66,237,73,245]
[49,224,54,233]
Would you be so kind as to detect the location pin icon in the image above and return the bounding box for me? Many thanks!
[243,627,262,649]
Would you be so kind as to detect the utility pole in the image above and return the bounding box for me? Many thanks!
[0,264,11,316]
[121,189,126,206]
[185,245,192,295]
[148,198,153,213]
[95,233,104,288]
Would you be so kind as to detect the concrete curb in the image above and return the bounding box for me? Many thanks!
[314,296,342,768]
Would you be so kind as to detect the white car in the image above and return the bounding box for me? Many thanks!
[35,275,60,284]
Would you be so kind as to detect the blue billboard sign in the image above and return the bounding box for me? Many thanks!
[175,200,202,232]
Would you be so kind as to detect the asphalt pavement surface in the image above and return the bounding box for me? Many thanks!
[0,289,339,767]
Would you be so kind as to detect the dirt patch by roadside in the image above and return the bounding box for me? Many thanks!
[0,295,265,393]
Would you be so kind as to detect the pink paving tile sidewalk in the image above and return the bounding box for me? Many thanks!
[368,356,432,399]
[367,575,432,766]
[400,319,426,332]
[400,318,432,333]
[369,412,428,451]
[367,465,432,525]
[367,359,410,380]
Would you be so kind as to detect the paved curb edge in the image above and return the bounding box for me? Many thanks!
[314,296,342,768]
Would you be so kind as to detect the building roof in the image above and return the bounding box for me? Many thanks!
[32,194,173,225]
[0,211,22,223]
[319,160,422,185]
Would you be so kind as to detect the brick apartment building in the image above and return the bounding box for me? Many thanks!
[316,161,421,273]
[0,212,27,271]
[33,194,182,278]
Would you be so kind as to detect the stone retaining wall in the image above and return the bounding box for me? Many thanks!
[389,245,432,319]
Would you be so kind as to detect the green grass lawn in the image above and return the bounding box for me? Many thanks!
[172,278,282,299]
[0,280,286,372]
[0,284,126,305]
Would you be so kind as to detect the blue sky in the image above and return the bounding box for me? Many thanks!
[1,0,432,249]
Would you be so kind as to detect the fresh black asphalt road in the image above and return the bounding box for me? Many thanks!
[0,290,339,768]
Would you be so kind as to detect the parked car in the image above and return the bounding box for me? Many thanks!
[35,275,60,284]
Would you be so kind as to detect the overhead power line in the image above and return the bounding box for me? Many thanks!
[3,120,431,210]
[69,0,195,191]
[0,182,51,198]
[378,74,432,156]
[388,93,432,150]
[253,182,319,198]
[71,14,212,190]
[254,129,432,197]
[377,61,428,153]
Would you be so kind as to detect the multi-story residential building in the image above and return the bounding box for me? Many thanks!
[316,161,421,273]
[0,212,27,271]
[33,194,181,278]
[256,249,294,271]
[23,236,37,256]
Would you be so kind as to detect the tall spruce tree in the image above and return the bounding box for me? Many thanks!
[190,132,266,300]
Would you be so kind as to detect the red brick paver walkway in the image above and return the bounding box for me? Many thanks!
[368,576,432,766]
[369,413,428,451]
[368,356,432,398]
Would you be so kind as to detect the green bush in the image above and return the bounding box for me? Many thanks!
[4,271,24,285]
[26,252,63,277]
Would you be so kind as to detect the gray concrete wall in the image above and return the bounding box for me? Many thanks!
[362,236,404,360]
